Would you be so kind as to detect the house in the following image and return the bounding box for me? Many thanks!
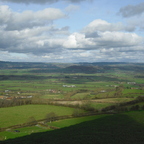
[127,82,136,85]
[131,87,139,90]
[0,96,6,99]
[27,96,33,98]
[63,85,76,88]
[101,90,106,93]
[5,90,10,93]
[20,96,27,99]
[6,97,13,100]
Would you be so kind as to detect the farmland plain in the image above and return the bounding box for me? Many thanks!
[0,62,144,142]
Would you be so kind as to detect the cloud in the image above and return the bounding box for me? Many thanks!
[0,24,70,55]
[118,2,144,17]
[0,4,143,64]
[0,5,66,30]
[65,4,80,13]
[85,32,100,38]
[63,32,96,48]
[95,31,143,48]
[99,47,144,62]
[63,31,143,50]
[63,19,142,50]
[0,0,92,4]
[83,19,135,33]
[38,47,144,63]
[0,5,69,56]
[0,16,139,58]
[1,47,144,63]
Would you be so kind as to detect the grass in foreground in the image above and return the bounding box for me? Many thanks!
[1,111,144,144]
[0,126,50,141]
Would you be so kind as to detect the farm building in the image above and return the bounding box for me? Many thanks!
[63,85,76,88]
[127,82,136,84]
[0,96,7,99]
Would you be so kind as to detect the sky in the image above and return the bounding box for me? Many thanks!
[0,0,144,63]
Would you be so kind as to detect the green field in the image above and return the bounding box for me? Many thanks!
[0,105,84,128]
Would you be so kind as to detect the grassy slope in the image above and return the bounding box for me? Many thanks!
[48,115,107,128]
[0,115,105,140]
[2,111,144,144]
[0,105,83,128]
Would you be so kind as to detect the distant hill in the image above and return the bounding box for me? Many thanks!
[63,65,104,73]
[0,61,144,74]
[0,61,59,69]
[79,62,128,65]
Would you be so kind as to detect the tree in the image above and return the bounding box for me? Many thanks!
[130,105,139,111]
[72,109,82,117]
[141,105,144,110]
[114,85,124,97]
[81,100,94,111]
[45,112,57,123]
[26,116,37,125]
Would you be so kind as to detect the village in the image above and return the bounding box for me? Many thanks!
[0,90,33,100]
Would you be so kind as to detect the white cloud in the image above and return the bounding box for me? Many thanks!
[0,5,66,30]
[83,19,135,33]
[95,31,143,47]
[63,32,95,48]
[63,30,143,50]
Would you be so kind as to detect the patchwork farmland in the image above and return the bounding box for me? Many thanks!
[0,62,144,143]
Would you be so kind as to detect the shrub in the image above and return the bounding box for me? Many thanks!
[26,116,37,125]
[130,105,140,111]
[45,112,57,122]
[141,105,144,110]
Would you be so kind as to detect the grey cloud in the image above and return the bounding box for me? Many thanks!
[59,48,144,63]
[48,26,70,36]
[118,2,144,17]
[0,37,64,55]
[0,25,68,55]
[85,32,100,38]
[0,0,91,4]
[99,48,144,62]
[124,25,136,32]
[1,47,144,63]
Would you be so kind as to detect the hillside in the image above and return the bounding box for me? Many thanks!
[0,61,144,74]
[2,111,144,144]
